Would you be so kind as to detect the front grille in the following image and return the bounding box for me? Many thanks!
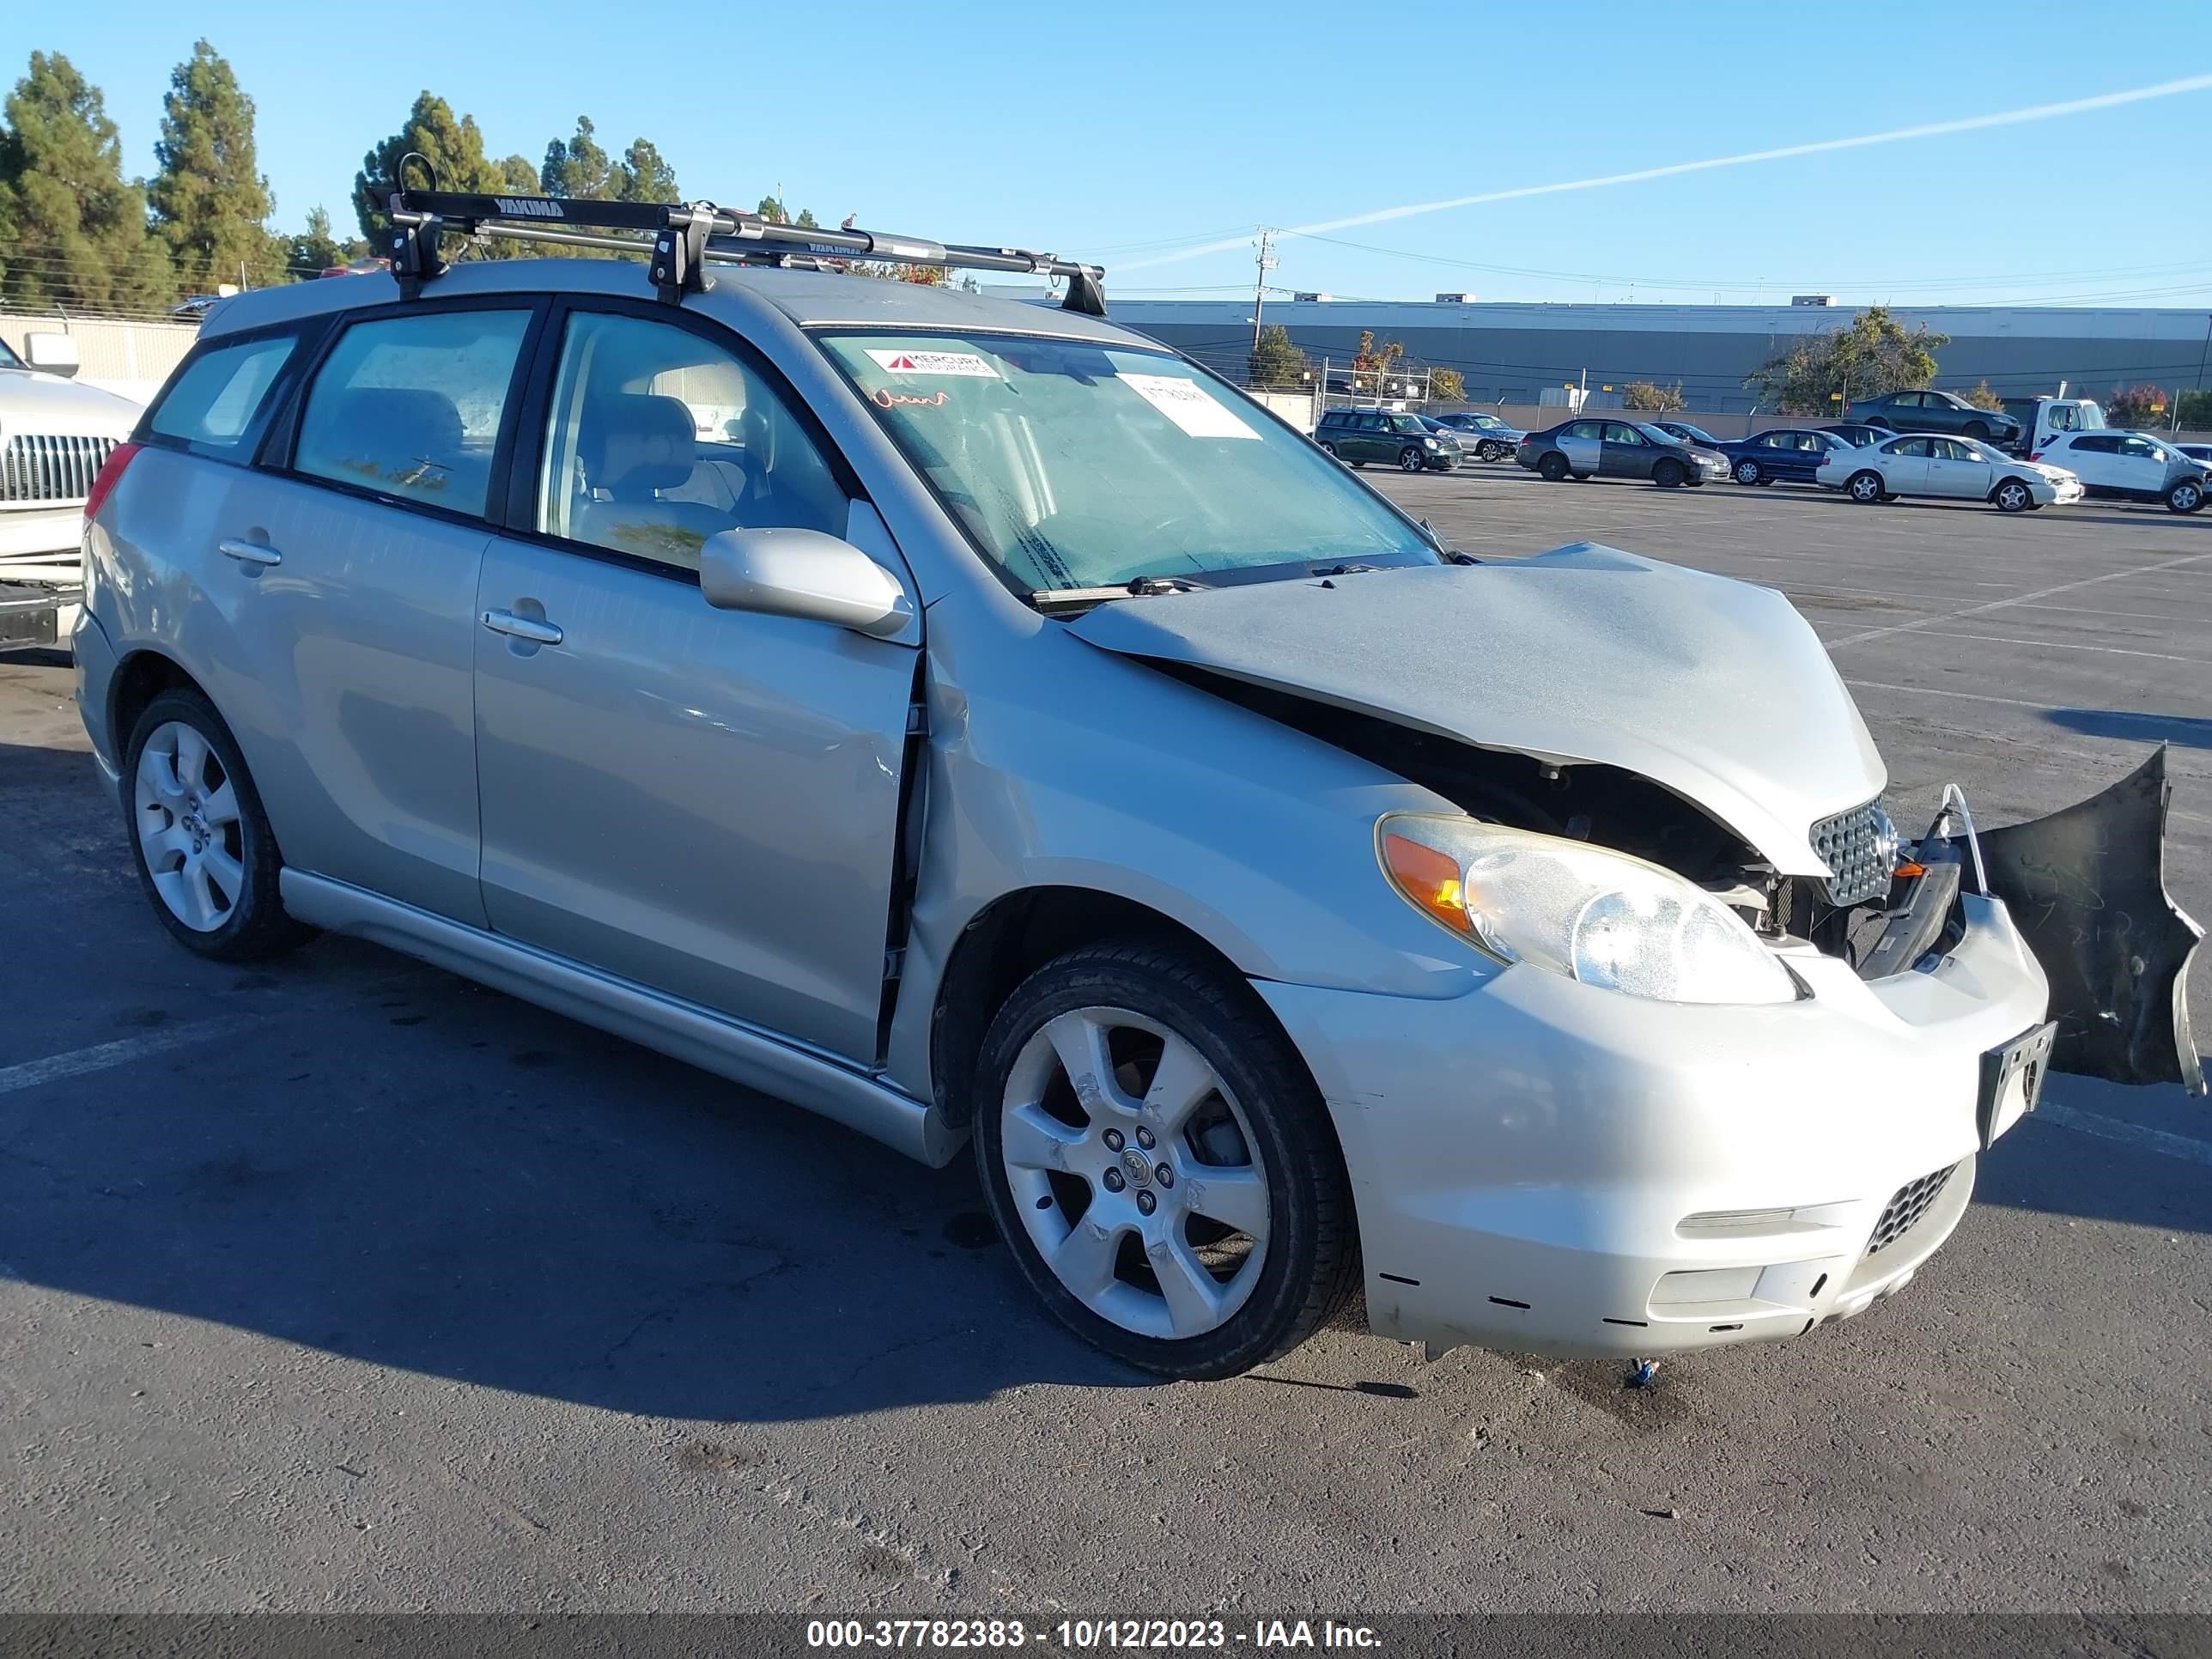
[1864,1163,1958,1257]
[1,434,117,506]
[1812,799,1890,907]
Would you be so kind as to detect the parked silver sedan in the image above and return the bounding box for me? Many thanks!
[72,251,2198,1380]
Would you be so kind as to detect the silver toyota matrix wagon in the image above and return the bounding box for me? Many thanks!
[71,188,2201,1379]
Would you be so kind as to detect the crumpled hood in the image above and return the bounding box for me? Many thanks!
[1066,545,1887,877]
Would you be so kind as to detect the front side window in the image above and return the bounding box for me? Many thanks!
[538,310,845,571]
[1608,424,1650,446]
[819,333,1435,591]
[294,308,532,518]
[150,334,295,452]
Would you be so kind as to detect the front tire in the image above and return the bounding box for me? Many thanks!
[2166,477,2205,514]
[1847,470,1886,504]
[1398,446,1425,473]
[1477,440,1504,462]
[972,942,1358,1380]
[1993,477,2034,514]
[124,689,307,961]
[1734,458,1763,486]
[1652,458,1685,489]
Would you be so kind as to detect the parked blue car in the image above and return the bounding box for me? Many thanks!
[1719,427,1860,487]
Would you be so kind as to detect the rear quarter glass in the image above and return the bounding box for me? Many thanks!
[147,334,299,453]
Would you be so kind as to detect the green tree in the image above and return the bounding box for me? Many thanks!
[613,137,678,203]
[2105,384,2172,428]
[0,51,173,311]
[2176,388,2212,429]
[1246,324,1309,389]
[756,195,818,228]
[1960,380,2004,412]
[1745,305,1948,414]
[285,204,368,276]
[540,114,610,198]
[354,92,522,245]
[149,41,281,292]
[1622,380,1685,411]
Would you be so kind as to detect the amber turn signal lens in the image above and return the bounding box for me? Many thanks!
[1893,862,1926,878]
[1382,833,1473,935]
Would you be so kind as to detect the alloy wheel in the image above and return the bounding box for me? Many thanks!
[1850,473,1883,503]
[133,720,245,933]
[998,1006,1271,1341]
[1735,459,1760,485]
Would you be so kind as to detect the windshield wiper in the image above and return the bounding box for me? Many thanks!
[1029,575,1209,615]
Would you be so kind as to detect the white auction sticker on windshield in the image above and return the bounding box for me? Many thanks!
[864,348,1001,379]
[1118,374,1260,440]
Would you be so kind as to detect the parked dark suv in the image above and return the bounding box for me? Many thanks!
[1844,390,2023,447]
[1315,408,1461,472]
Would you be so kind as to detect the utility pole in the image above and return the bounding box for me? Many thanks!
[1250,228,1276,365]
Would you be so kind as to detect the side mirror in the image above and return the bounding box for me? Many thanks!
[24,332,81,378]
[698,527,915,640]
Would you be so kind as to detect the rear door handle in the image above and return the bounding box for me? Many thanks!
[481,608,563,646]
[217,538,283,567]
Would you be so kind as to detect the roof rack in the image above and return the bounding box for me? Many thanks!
[368,178,1108,316]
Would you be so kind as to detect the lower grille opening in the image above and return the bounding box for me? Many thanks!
[1864,1163,1960,1257]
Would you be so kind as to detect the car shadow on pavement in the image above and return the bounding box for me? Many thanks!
[0,937,1156,1425]
[2042,709,2212,749]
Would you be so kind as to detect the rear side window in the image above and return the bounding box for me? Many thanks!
[149,335,296,453]
[293,309,532,518]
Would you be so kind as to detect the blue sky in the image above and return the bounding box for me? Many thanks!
[13,1,2212,307]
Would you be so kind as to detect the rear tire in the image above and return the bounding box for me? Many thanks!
[1965,420,1991,442]
[1847,470,1886,504]
[1320,441,1340,462]
[971,942,1359,1381]
[2166,477,2205,514]
[1537,453,1569,483]
[123,689,309,962]
[1653,459,1686,489]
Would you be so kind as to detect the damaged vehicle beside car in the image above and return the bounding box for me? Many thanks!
[74,204,2202,1382]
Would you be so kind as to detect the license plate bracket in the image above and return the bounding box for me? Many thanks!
[1978,1020,2057,1148]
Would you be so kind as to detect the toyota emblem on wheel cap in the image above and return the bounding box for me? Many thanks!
[1119,1147,1154,1187]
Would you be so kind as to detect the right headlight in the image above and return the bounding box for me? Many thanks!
[1377,814,1798,1006]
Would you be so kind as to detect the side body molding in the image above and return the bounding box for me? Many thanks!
[1970,746,2203,1093]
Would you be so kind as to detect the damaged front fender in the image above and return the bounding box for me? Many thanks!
[1963,746,2203,1093]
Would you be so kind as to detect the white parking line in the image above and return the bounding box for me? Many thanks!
[0,1018,259,1097]
[1825,550,2212,649]
[1885,628,2212,666]
[2036,1102,2212,1169]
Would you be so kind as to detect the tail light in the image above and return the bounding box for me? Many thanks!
[2028,450,2044,462]
[82,440,143,526]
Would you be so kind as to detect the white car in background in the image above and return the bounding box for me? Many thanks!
[1819,433,2082,513]
[2033,429,2206,514]
[1,331,142,653]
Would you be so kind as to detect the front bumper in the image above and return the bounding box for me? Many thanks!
[1257,891,2050,1359]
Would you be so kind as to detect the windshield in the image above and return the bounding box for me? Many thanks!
[1462,412,1504,429]
[820,332,1438,591]
[1962,440,2014,464]
[1635,422,1692,447]
[0,337,23,371]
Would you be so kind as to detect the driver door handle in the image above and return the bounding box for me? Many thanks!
[217,538,283,567]
[481,608,564,646]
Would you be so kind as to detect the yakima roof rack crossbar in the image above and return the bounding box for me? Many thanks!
[368,185,1109,315]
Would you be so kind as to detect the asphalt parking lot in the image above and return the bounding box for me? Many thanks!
[3,467,2208,1618]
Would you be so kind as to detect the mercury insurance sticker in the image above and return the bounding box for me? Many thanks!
[864,348,1001,379]
[1118,374,1260,440]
